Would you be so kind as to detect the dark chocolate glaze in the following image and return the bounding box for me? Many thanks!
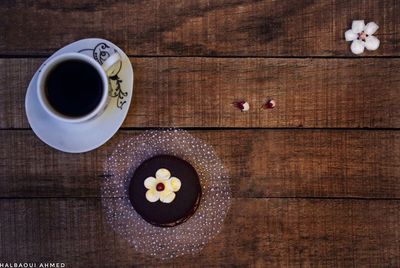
[129,155,202,227]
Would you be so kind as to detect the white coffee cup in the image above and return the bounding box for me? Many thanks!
[37,52,121,123]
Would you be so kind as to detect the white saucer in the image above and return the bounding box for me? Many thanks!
[25,38,134,153]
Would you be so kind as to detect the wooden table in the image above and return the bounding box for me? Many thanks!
[1,1,399,267]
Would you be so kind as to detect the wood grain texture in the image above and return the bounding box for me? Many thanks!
[1,130,399,199]
[1,57,400,129]
[1,0,399,56]
[1,0,399,266]
[0,198,399,267]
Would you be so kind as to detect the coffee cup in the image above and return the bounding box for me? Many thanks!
[37,52,121,123]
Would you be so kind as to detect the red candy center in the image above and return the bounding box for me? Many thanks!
[156,183,165,191]
[358,31,367,41]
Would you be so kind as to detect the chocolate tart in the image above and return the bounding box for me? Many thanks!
[129,155,202,227]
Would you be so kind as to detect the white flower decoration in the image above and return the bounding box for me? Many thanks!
[345,20,380,54]
[144,168,181,203]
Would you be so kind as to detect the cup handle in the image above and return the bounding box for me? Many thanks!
[101,53,121,74]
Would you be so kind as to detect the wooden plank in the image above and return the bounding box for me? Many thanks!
[0,0,399,56]
[0,198,399,267]
[1,57,400,129]
[1,129,399,198]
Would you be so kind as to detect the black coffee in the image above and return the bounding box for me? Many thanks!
[45,60,103,117]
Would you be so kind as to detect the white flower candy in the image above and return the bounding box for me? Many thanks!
[144,168,181,203]
[232,100,250,112]
[345,20,380,54]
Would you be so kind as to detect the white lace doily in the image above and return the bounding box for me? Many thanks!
[101,129,231,259]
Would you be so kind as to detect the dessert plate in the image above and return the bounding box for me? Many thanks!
[102,129,231,259]
[25,38,133,153]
